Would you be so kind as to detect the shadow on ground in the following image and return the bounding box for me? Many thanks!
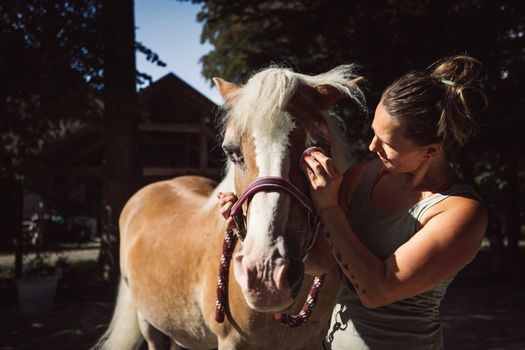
[0,262,114,350]
[0,249,524,350]
[442,284,525,350]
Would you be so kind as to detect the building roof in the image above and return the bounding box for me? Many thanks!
[138,72,219,124]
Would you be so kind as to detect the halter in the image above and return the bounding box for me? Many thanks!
[215,176,325,327]
[230,176,320,255]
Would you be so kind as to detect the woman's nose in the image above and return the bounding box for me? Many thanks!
[368,135,379,153]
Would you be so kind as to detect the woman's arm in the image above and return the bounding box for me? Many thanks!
[319,201,486,308]
[303,151,487,308]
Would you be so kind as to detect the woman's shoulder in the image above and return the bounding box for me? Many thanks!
[420,183,488,231]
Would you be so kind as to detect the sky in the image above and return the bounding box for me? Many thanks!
[134,0,221,104]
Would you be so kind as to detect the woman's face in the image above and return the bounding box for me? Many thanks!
[369,101,428,172]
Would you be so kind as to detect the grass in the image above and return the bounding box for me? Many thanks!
[0,255,98,279]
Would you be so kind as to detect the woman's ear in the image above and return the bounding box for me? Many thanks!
[423,143,442,159]
[212,77,241,103]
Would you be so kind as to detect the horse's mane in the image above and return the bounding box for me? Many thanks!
[217,65,366,138]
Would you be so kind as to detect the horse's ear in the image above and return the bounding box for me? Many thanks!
[213,77,241,103]
[315,77,364,109]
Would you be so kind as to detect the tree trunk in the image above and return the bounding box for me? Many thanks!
[98,0,141,290]
[504,154,521,280]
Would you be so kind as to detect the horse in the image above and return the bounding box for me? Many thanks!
[94,65,365,350]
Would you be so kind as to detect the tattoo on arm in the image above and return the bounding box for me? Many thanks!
[326,236,366,295]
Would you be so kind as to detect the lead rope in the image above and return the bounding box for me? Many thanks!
[215,228,325,327]
[275,274,325,327]
[215,228,238,323]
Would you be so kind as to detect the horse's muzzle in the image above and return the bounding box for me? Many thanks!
[233,252,304,312]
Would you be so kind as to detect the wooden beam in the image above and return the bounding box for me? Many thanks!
[138,122,219,139]
[142,167,222,177]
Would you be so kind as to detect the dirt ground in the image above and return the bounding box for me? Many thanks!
[1,250,524,350]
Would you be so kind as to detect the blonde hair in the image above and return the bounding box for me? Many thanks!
[382,55,487,147]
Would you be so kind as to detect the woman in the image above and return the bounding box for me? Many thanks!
[219,55,487,349]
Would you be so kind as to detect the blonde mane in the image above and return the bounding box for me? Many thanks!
[218,65,365,137]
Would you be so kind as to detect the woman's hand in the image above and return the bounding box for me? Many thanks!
[217,191,237,229]
[301,149,342,213]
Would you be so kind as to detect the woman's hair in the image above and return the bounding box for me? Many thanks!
[381,55,487,147]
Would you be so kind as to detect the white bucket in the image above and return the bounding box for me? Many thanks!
[16,275,60,314]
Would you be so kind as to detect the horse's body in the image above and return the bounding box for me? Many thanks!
[95,66,364,350]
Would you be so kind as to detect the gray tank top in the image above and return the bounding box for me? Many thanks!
[325,159,480,350]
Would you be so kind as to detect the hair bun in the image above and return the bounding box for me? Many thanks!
[430,55,482,87]
[430,55,487,146]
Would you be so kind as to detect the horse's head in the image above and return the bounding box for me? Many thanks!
[214,66,364,312]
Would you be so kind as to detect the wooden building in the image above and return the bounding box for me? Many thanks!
[34,72,223,185]
[136,72,223,181]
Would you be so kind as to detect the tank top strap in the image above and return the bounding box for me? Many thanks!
[409,184,481,221]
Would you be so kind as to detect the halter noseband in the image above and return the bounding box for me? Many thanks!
[215,176,325,327]
[229,176,320,256]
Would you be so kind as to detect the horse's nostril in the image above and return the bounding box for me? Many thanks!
[234,253,256,291]
[287,259,305,296]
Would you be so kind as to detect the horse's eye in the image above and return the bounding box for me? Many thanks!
[229,152,244,165]
[222,145,245,167]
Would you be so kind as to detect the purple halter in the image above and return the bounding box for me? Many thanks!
[215,176,325,327]
[229,176,319,254]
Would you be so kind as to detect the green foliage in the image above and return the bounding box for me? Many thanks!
[136,41,168,85]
